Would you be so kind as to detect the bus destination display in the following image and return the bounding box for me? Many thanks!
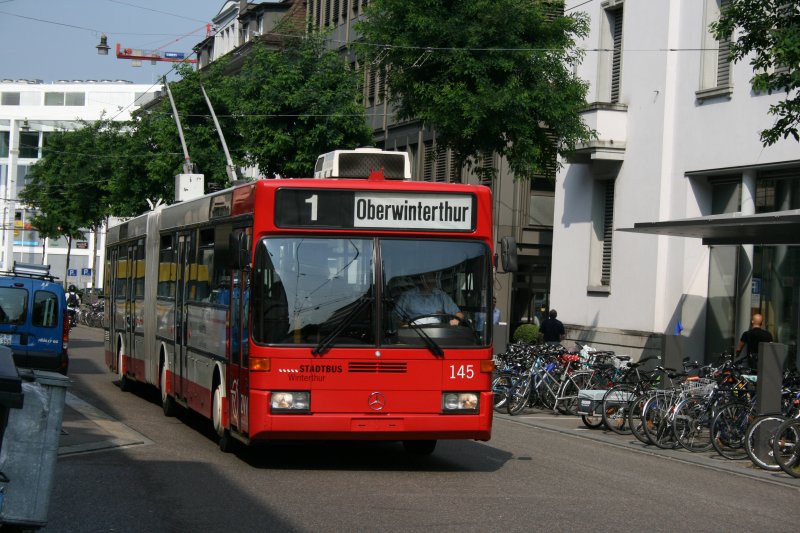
[275,189,475,231]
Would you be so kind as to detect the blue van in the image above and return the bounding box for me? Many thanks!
[0,262,69,374]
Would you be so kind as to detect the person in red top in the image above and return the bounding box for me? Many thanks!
[735,313,773,371]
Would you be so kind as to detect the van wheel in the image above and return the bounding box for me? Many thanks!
[118,349,132,392]
[160,363,177,417]
[213,384,234,453]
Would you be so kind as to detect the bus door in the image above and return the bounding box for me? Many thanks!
[174,233,192,402]
[123,242,138,371]
[228,229,250,434]
[107,247,121,370]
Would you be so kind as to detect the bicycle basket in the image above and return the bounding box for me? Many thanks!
[681,378,715,396]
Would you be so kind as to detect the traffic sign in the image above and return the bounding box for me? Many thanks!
[67,269,77,277]
[81,268,92,276]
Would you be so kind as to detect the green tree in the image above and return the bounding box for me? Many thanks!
[21,122,111,282]
[356,0,593,180]
[712,0,800,144]
[225,33,373,177]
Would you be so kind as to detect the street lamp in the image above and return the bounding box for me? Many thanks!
[96,34,110,56]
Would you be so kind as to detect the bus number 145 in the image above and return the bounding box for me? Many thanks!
[449,365,474,380]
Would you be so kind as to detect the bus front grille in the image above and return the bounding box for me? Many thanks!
[348,362,407,374]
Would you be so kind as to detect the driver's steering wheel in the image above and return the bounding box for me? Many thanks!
[409,313,467,327]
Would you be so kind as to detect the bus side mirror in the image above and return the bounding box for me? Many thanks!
[500,236,518,272]
[230,233,250,269]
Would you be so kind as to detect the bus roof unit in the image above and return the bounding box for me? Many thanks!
[314,148,411,180]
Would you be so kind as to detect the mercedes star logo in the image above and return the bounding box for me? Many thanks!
[368,392,386,411]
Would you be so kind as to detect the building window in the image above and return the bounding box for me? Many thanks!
[421,142,459,183]
[44,92,64,106]
[698,0,733,99]
[599,1,624,104]
[478,150,493,187]
[19,131,39,158]
[710,177,741,214]
[1,92,20,105]
[755,169,800,213]
[65,92,85,106]
[44,92,85,106]
[529,178,555,227]
[588,179,615,290]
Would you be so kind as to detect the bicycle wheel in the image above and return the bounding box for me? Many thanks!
[711,402,751,460]
[672,397,713,452]
[772,417,800,478]
[642,394,679,449]
[506,375,532,415]
[538,373,558,410]
[557,372,591,415]
[628,392,655,445]
[492,374,512,413]
[745,414,787,471]
[602,384,635,435]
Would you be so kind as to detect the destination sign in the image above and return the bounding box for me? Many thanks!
[275,189,475,231]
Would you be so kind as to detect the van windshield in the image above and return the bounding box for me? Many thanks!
[0,287,28,325]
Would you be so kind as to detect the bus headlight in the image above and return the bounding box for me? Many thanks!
[442,392,479,413]
[271,391,310,413]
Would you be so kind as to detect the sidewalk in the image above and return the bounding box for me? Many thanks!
[58,393,152,456]
[496,407,800,489]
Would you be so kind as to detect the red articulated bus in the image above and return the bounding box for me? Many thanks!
[104,148,494,454]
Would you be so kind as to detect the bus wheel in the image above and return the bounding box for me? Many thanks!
[118,348,132,392]
[213,384,234,453]
[160,363,177,417]
[402,440,437,455]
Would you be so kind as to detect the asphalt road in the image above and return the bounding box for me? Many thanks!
[33,327,800,532]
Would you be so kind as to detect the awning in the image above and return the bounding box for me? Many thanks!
[617,209,800,245]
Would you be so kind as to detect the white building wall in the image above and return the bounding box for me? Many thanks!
[555,0,797,359]
[0,80,161,289]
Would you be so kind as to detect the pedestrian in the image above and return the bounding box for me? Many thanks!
[492,297,501,325]
[540,308,565,344]
[735,312,773,371]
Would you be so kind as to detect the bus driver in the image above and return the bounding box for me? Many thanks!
[396,271,464,326]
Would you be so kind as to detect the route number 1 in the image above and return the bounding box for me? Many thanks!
[305,194,318,221]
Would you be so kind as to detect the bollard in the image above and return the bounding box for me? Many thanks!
[493,323,508,356]
[753,343,786,463]
[662,335,684,388]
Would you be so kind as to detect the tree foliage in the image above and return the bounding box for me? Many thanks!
[712,0,800,144]
[20,121,113,275]
[26,32,371,220]
[227,33,373,177]
[355,0,593,180]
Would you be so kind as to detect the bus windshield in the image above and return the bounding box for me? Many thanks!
[251,237,491,348]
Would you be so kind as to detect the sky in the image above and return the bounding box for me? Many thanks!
[0,0,226,85]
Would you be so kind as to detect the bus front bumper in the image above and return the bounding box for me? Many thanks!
[246,390,493,442]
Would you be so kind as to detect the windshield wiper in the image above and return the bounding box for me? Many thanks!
[312,296,374,356]
[386,298,444,357]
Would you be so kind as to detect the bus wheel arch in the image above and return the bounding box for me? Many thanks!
[117,335,132,392]
[160,345,177,417]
